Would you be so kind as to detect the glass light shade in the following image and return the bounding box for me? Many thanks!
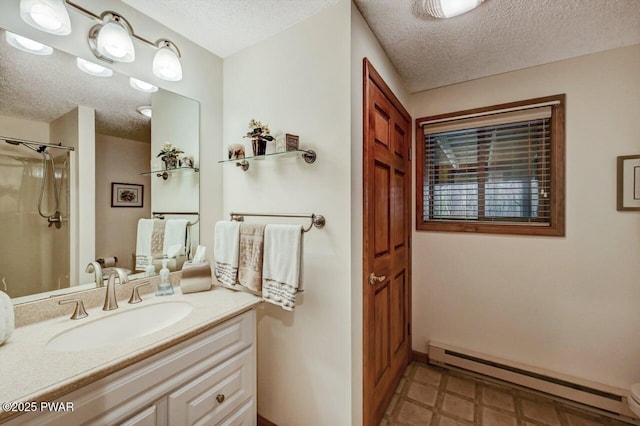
[96,19,135,62]
[130,77,158,93]
[76,57,113,77]
[20,0,71,35]
[136,106,152,118]
[153,45,183,81]
[423,0,483,18]
[5,31,53,55]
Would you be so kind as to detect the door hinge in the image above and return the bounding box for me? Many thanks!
[408,147,412,161]
[408,323,411,335]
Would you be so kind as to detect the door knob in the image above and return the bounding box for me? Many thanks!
[369,273,386,285]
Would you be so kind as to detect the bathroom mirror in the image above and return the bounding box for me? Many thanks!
[0,27,200,304]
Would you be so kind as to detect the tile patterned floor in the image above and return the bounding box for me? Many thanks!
[381,362,637,426]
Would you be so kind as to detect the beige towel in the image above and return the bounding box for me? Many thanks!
[151,220,166,259]
[238,223,265,292]
[135,219,165,271]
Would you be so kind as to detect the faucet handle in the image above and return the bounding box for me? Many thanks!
[128,281,151,304]
[58,298,88,320]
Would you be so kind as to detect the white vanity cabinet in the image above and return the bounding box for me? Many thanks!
[4,309,256,426]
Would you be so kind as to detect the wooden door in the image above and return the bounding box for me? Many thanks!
[363,59,412,426]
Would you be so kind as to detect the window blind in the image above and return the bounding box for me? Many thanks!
[423,106,552,225]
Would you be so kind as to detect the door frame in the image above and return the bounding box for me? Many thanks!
[362,58,412,426]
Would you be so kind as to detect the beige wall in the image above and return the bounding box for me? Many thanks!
[350,4,411,424]
[0,115,49,145]
[410,44,640,389]
[95,134,151,271]
[223,1,352,424]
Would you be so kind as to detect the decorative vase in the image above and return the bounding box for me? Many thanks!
[162,155,178,170]
[257,139,267,156]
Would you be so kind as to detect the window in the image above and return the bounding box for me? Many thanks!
[416,95,565,236]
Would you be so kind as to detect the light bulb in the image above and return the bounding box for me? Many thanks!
[136,106,152,118]
[153,43,182,82]
[130,77,158,93]
[96,20,135,62]
[20,0,71,35]
[423,0,484,18]
[76,57,113,77]
[5,31,53,55]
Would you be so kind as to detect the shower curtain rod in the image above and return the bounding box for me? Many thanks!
[1,136,75,152]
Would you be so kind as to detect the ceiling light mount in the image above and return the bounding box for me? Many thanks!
[423,0,484,19]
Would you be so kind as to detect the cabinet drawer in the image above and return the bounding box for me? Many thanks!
[168,347,255,426]
[219,399,255,426]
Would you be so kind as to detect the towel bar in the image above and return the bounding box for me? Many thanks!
[229,212,325,233]
[152,211,200,226]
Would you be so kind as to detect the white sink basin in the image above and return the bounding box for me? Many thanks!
[47,301,193,352]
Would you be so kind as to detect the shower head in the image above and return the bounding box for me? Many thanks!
[4,139,21,145]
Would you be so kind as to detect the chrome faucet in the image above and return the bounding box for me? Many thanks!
[103,268,129,311]
[85,261,104,288]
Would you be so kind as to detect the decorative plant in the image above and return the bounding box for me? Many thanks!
[244,119,275,143]
[157,142,184,158]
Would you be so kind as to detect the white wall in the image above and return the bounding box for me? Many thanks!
[95,134,151,270]
[350,4,410,425]
[411,44,640,389]
[223,1,352,424]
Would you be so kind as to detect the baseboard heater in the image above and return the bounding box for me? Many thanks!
[428,342,633,417]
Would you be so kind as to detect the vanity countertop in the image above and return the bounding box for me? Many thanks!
[0,287,261,421]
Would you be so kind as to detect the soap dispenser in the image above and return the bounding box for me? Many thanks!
[156,259,174,296]
[144,256,156,278]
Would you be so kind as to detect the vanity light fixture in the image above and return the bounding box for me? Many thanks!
[76,57,113,77]
[5,31,53,55]
[423,0,484,18]
[153,40,183,82]
[88,13,135,63]
[17,1,184,81]
[130,77,158,93]
[136,105,152,118]
[19,0,71,35]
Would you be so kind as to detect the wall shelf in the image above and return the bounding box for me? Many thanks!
[218,149,316,171]
[141,166,199,180]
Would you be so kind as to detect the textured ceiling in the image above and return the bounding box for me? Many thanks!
[121,0,342,58]
[0,29,151,142]
[354,0,640,92]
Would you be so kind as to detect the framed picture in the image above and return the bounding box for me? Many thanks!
[617,155,640,211]
[111,182,143,208]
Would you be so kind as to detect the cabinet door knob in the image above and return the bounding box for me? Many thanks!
[216,394,225,403]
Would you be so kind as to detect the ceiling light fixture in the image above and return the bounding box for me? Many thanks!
[423,0,484,18]
[5,31,53,55]
[76,57,113,77]
[136,106,152,118]
[130,77,158,93]
[19,0,71,35]
[88,13,135,63]
[153,40,183,82]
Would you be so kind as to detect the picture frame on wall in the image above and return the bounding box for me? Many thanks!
[616,155,640,211]
[111,182,144,208]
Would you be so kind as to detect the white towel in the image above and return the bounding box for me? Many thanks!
[163,219,189,257]
[262,224,303,311]
[135,219,154,271]
[214,221,241,286]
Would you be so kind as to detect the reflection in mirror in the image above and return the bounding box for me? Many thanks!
[0,28,200,304]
